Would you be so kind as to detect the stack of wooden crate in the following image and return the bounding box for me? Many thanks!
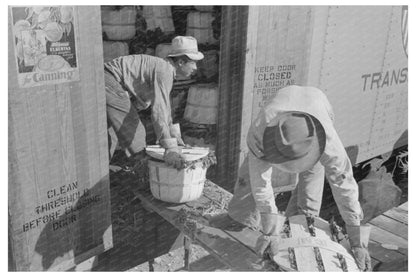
[174,6,221,150]
[141,6,175,34]
[101,6,136,62]
[100,5,221,158]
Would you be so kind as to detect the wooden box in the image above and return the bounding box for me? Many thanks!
[273,215,360,272]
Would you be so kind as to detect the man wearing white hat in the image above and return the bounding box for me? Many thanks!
[227,85,371,271]
[104,36,204,168]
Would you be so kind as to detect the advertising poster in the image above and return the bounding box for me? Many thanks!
[11,6,79,88]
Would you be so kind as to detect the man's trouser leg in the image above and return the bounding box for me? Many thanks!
[228,156,261,229]
[105,71,146,160]
[285,161,325,217]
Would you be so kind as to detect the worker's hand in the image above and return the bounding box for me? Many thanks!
[351,246,372,271]
[255,235,280,258]
[255,213,285,259]
[164,148,186,169]
[160,138,186,169]
[255,234,270,257]
[346,224,372,271]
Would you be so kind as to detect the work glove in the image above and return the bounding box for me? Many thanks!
[255,234,280,259]
[164,148,186,169]
[177,137,186,147]
[255,213,285,258]
[161,138,186,170]
[346,224,372,271]
[170,123,186,146]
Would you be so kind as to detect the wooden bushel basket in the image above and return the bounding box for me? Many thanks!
[142,6,175,34]
[186,11,217,45]
[103,41,129,63]
[146,146,210,203]
[184,84,218,125]
[148,160,207,203]
[101,6,137,41]
[273,215,360,272]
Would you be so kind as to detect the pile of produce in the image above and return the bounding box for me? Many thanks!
[181,150,217,170]
[129,27,175,55]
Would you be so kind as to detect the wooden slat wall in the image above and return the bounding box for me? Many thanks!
[249,6,313,119]
[8,6,112,271]
[226,6,313,191]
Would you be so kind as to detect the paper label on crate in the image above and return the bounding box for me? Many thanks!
[11,6,80,88]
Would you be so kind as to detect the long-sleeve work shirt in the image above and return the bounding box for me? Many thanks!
[247,85,363,226]
[104,55,176,142]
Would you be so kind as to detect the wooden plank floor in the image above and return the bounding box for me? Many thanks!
[136,178,408,272]
[202,184,409,272]
[368,202,408,271]
[134,182,264,271]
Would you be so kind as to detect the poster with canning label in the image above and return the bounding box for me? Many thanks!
[11,6,79,88]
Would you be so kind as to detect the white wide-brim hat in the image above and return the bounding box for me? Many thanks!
[263,111,326,173]
[167,36,204,61]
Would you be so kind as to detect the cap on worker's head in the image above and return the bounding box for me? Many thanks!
[263,112,326,173]
[167,36,204,61]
